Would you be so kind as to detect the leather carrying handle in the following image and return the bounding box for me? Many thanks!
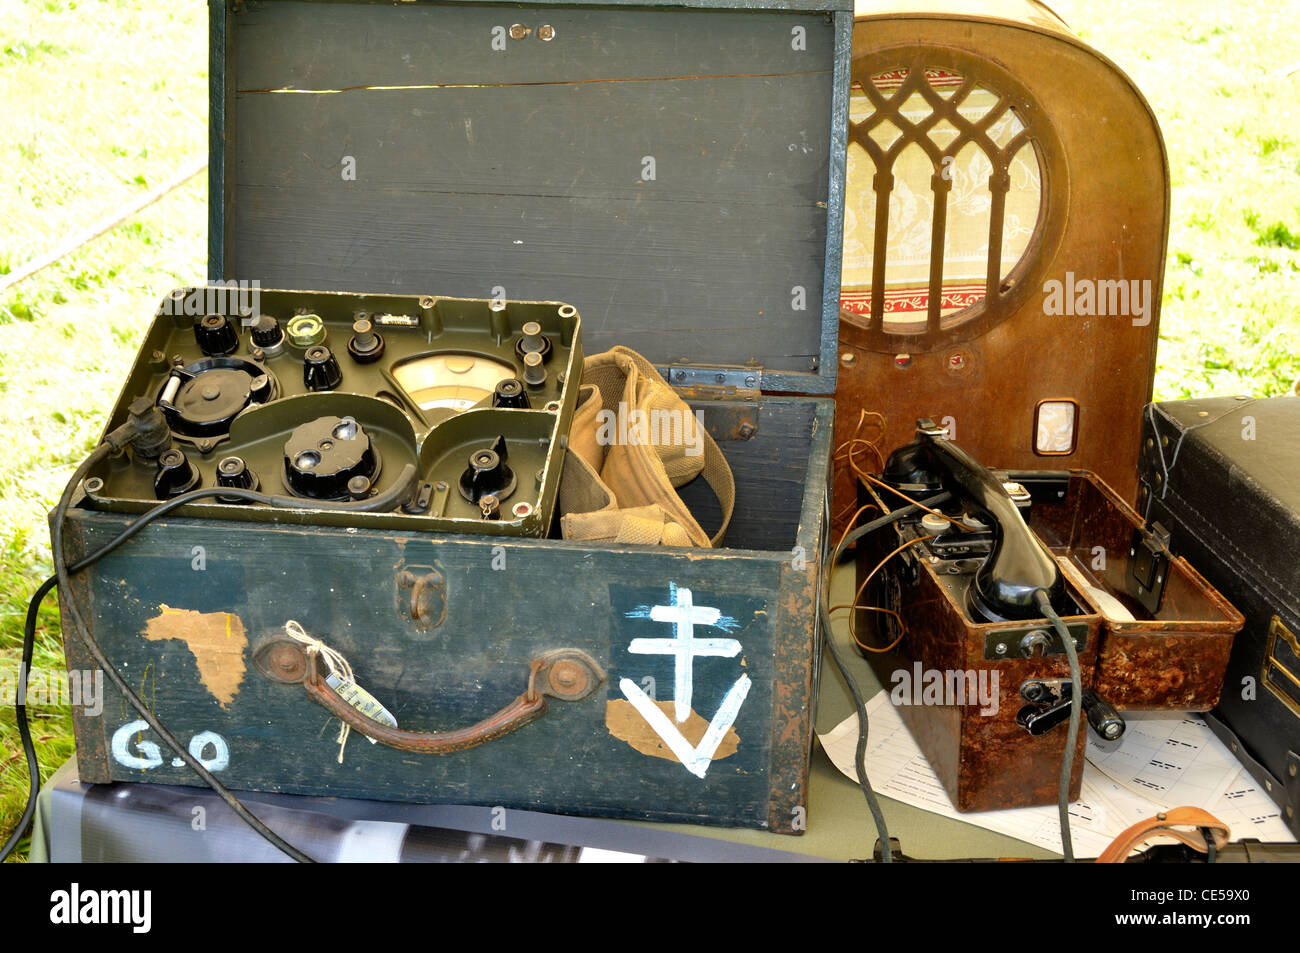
[305,664,547,754]
[255,639,605,755]
[1096,807,1231,863]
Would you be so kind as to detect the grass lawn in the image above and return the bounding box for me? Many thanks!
[1,0,1297,861]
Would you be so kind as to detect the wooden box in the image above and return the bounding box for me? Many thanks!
[58,0,853,833]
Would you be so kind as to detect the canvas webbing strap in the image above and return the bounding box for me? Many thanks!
[559,346,735,548]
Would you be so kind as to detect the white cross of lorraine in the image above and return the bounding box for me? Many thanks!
[628,587,740,723]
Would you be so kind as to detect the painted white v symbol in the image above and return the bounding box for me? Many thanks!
[619,675,752,778]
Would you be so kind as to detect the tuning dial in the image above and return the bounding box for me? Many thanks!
[282,415,379,500]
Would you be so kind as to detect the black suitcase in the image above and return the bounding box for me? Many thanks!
[1139,394,1300,837]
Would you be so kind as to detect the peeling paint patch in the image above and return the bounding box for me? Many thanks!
[606,696,740,767]
[142,606,248,708]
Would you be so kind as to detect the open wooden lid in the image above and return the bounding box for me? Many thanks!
[210,0,854,394]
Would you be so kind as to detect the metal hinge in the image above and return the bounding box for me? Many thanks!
[665,362,762,441]
[666,362,762,400]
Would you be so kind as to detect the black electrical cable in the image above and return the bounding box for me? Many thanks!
[1035,588,1082,862]
[1,458,419,861]
[0,576,56,863]
[47,444,320,862]
[820,491,951,864]
[2,443,416,862]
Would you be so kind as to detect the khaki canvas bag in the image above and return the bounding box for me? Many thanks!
[559,346,735,547]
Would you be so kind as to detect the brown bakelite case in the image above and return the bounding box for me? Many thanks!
[856,468,1241,812]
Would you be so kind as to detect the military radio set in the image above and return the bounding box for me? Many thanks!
[85,289,581,536]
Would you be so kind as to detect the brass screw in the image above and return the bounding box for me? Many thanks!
[840,352,856,366]
[538,24,556,41]
[509,23,527,39]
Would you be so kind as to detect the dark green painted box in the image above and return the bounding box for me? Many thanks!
[60,0,852,833]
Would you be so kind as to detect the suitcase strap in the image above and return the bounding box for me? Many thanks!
[1095,807,1230,863]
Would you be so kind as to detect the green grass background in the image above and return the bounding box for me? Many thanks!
[0,0,1296,860]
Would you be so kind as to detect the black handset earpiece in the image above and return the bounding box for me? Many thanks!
[884,419,1069,622]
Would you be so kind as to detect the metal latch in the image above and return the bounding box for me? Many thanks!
[1126,521,1172,615]
[666,362,762,440]
[1263,615,1300,719]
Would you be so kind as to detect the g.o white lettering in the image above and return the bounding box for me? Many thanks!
[110,720,229,772]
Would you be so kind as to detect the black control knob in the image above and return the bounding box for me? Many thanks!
[303,345,343,392]
[153,448,201,499]
[458,435,516,503]
[249,314,284,354]
[215,455,259,503]
[282,415,379,501]
[194,313,239,357]
[492,378,530,409]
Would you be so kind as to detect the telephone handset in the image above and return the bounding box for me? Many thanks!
[882,419,1069,623]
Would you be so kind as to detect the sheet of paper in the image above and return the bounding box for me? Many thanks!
[1212,772,1296,843]
[817,693,1115,856]
[817,693,1296,858]
[1086,711,1238,807]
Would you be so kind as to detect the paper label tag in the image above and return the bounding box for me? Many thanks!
[326,673,398,743]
